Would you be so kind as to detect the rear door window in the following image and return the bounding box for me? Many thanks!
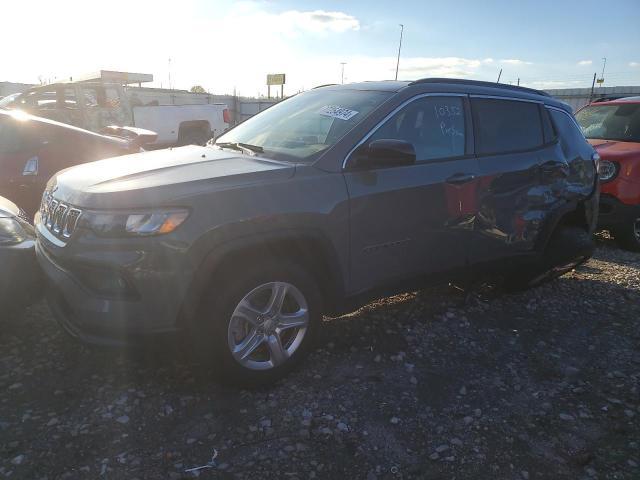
[21,89,58,112]
[471,98,543,155]
[368,96,466,162]
[81,86,101,108]
[61,88,79,109]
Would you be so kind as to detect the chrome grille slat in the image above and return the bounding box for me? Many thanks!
[52,204,67,234]
[63,209,81,238]
[46,200,59,229]
[39,192,82,241]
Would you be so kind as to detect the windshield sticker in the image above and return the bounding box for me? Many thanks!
[318,105,359,121]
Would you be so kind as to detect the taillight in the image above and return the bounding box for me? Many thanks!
[223,108,231,124]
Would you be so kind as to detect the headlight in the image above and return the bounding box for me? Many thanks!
[0,217,29,245]
[597,160,618,182]
[83,209,189,237]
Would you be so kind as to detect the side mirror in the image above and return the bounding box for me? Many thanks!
[22,156,39,176]
[349,139,416,169]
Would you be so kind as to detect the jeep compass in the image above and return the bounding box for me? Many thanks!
[35,79,599,385]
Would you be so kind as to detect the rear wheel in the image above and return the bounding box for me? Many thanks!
[612,217,640,252]
[506,226,594,292]
[190,260,322,387]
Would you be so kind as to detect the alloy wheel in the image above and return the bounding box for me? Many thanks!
[227,281,309,370]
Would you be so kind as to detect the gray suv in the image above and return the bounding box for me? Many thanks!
[35,79,599,385]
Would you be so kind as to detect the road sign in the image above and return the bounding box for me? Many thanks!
[267,74,286,86]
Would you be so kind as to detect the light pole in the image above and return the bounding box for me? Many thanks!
[395,24,404,81]
[340,62,347,84]
[599,57,607,85]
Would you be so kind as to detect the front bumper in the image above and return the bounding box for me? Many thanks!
[35,234,191,347]
[597,194,640,229]
[0,238,42,311]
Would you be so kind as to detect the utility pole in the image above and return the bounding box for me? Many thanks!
[168,58,172,90]
[496,68,502,83]
[395,24,404,81]
[517,78,520,86]
[340,62,347,84]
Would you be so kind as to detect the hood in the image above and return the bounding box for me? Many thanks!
[0,196,20,218]
[589,139,640,162]
[49,145,296,209]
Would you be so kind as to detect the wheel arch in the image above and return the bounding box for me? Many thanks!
[535,200,592,253]
[178,120,211,138]
[176,230,346,329]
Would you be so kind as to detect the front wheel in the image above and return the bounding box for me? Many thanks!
[190,260,322,387]
[506,226,594,292]
[612,217,640,252]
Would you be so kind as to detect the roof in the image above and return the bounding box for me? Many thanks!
[410,78,550,97]
[601,96,640,104]
[581,96,640,108]
[314,78,552,99]
[315,81,410,92]
[66,70,153,85]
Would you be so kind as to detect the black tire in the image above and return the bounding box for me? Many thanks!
[189,259,322,387]
[506,226,594,292]
[612,217,640,252]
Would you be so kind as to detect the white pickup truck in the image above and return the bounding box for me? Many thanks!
[6,83,230,147]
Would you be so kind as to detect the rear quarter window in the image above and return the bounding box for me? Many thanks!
[548,108,589,159]
[471,98,543,155]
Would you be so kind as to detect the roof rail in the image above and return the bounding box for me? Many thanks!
[312,83,339,89]
[408,78,550,97]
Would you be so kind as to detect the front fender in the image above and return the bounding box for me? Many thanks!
[177,225,347,327]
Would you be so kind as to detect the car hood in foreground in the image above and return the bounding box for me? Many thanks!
[0,196,20,218]
[48,146,296,209]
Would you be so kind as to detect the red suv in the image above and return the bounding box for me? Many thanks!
[576,97,640,250]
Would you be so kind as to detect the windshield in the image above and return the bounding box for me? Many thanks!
[214,89,392,162]
[576,103,640,143]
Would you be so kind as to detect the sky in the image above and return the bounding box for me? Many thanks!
[1,0,639,96]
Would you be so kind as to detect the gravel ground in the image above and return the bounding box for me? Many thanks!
[1,238,639,480]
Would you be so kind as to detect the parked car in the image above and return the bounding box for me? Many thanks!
[5,82,230,147]
[0,195,41,313]
[35,79,599,386]
[575,97,640,250]
[0,93,21,109]
[0,109,155,217]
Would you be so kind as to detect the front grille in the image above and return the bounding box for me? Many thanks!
[40,191,82,240]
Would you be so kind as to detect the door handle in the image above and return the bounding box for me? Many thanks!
[446,173,476,185]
